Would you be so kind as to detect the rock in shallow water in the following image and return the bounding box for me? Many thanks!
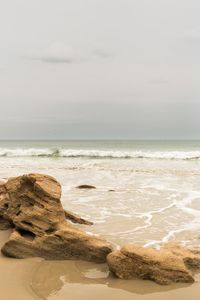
[0,174,112,262]
[76,185,96,189]
[107,244,200,285]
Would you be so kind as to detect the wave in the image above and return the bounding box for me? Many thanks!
[0,147,200,160]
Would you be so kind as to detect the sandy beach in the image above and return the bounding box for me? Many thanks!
[1,141,200,299]
[1,229,200,300]
[0,230,41,300]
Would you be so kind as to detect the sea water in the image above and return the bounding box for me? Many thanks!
[1,140,200,248]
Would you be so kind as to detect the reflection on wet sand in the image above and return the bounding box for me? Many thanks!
[31,260,191,300]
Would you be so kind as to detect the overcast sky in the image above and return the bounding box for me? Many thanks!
[0,0,200,139]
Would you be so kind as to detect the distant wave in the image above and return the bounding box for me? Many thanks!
[0,148,200,160]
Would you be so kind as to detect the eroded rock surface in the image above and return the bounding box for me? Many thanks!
[0,174,112,262]
[107,244,200,285]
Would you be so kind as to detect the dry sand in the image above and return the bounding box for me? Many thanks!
[1,231,200,300]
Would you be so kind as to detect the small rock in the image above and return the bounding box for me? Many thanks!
[76,185,96,189]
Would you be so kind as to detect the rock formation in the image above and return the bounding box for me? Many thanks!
[107,244,200,285]
[0,174,112,262]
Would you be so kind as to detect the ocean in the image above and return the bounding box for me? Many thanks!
[1,139,200,248]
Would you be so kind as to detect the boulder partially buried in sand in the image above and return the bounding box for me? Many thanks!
[0,174,112,262]
[107,244,200,285]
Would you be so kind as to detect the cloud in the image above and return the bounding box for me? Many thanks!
[26,42,113,64]
[92,48,113,59]
[29,42,82,64]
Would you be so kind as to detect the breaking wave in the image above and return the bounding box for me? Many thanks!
[0,148,200,160]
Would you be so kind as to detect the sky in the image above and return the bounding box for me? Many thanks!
[0,0,200,139]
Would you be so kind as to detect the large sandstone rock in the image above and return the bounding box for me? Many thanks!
[0,182,13,230]
[107,244,200,285]
[0,174,112,262]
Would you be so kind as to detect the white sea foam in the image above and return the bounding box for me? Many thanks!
[175,191,200,217]
[1,147,200,160]
[143,191,200,247]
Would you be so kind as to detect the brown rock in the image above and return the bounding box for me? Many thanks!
[64,210,93,225]
[0,183,13,230]
[1,224,111,262]
[0,174,112,262]
[1,174,64,236]
[107,244,200,285]
[76,185,96,189]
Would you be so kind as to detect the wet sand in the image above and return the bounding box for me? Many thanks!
[1,231,200,300]
[0,230,41,300]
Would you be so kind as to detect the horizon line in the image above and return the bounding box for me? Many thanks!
[0,138,200,142]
